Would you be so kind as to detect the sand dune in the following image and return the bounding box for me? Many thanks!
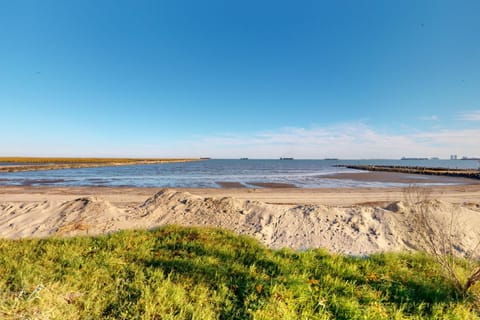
[1,188,480,256]
[0,197,131,238]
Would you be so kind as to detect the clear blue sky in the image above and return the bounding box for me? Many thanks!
[1,0,479,158]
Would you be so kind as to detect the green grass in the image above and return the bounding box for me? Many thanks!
[0,226,478,319]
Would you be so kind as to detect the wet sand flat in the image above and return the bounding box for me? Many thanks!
[247,182,298,188]
[216,182,247,188]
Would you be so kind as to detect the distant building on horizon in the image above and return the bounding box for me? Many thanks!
[450,155,458,160]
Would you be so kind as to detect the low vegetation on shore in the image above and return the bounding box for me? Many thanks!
[0,157,199,173]
[0,157,197,164]
[1,226,478,319]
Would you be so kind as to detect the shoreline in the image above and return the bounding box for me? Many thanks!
[2,168,479,189]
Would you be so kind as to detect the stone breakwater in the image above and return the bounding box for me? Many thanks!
[336,165,480,180]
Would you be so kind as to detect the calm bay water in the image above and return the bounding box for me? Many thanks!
[0,159,478,188]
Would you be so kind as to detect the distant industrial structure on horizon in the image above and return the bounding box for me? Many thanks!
[398,156,479,161]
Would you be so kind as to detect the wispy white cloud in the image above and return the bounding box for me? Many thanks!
[179,123,480,159]
[457,110,480,121]
[6,122,478,159]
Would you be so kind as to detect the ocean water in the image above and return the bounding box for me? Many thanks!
[0,159,478,188]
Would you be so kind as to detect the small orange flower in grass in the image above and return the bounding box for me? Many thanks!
[366,273,379,282]
[308,278,320,286]
[256,284,263,294]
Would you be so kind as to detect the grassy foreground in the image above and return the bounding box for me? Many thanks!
[0,226,478,319]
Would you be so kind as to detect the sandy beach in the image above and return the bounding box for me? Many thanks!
[1,182,479,206]
[1,169,480,256]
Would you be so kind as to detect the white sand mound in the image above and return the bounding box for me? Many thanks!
[1,188,480,256]
[136,189,279,236]
[0,197,130,238]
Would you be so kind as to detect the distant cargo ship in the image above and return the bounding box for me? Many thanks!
[401,157,428,160]
[280,157,294,160]
[240,158,249,160]
[324,158,339,161]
